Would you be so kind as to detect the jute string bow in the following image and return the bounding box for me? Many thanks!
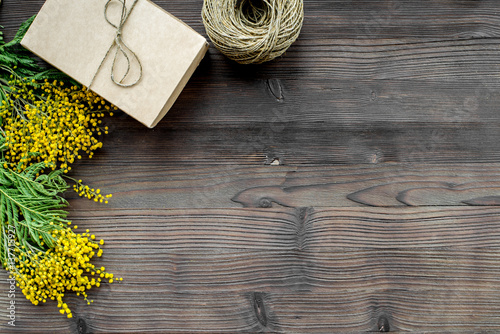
[89,0,143,88]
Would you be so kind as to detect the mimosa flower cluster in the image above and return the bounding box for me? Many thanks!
[73,180,113,203]
[0,77,114,172]
[7,224,121,318]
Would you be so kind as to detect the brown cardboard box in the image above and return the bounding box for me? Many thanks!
[21,0,209,128]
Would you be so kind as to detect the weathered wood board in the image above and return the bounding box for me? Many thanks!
[1,0,500,332]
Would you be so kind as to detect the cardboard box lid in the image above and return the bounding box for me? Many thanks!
[21,0,208,128]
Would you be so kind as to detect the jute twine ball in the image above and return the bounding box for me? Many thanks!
[202,0,304,64]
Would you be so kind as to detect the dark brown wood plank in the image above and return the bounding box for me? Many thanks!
[1,207,500,333]
[77,112,499,166]
[169,78,500,125]
[64,163,500,209]
[66,207,500,250]
[4,0,500,40]
[89,77,500,165]
[4,287,500,333]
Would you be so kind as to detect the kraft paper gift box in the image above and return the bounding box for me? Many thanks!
[21,0,209,128]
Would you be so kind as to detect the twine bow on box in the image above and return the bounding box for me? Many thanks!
[89,0,143,88]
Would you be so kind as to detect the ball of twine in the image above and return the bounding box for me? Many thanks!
[202,0,304,64]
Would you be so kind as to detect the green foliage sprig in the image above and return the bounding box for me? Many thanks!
[0,16,41,78]
[0,160,69,266]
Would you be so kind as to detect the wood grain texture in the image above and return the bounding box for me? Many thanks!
[63,163,500,209]
[4,288,500,333]
[4,0,500,39]
[1,0,500,333]
[1,207,500,333]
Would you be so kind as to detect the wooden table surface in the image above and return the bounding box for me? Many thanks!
[1,0,500,333]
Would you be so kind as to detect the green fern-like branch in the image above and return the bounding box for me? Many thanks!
[0,161,70,269]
